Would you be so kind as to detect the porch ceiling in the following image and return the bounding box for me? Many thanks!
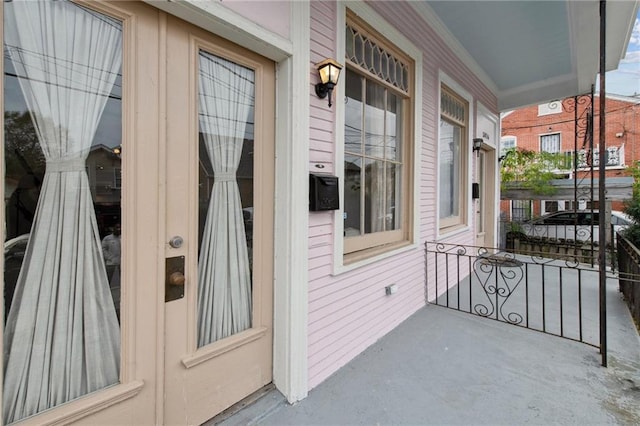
[418,1,639,111]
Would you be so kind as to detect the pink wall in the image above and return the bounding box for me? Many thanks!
[307,1,497,390]
[219,1,290,40]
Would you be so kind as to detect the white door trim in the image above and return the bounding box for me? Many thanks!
[273,1,310,403]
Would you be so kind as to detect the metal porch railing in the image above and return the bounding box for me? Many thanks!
[426,241,608,352]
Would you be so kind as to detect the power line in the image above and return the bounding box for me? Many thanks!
[502,103,640,132]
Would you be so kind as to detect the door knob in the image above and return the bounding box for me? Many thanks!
[168,271,185,286]
[165,256,185,302]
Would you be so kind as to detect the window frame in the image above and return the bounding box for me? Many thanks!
[500,136,517,157]
[510,199,532,222]
[333,2,422,272]
[540,132,561,153]
[342,62,411,256]
[438,81,471,234]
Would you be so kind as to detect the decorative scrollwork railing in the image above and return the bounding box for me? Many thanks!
[425,241,600,348]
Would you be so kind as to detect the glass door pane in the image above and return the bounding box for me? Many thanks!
[197,51,255,347]
[3,1,122,422]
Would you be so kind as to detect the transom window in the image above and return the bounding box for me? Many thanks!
[343,13,413,260]
[345,23,410,93]
[439,85,469,231]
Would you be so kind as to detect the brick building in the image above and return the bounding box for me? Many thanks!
[500,94,640,220]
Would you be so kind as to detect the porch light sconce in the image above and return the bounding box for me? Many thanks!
[473,138,483,156]
[315,58,343,108]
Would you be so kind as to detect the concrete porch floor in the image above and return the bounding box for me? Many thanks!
[218,278,640,425]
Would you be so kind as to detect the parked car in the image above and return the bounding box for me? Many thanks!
[520,210,631,243]
[4,234,30,320]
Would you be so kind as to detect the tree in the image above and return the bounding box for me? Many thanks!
[4,111,45,179]
[500,148,567,195]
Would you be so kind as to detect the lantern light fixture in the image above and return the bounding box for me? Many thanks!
[315,58,343,108]
[473,138,483,156]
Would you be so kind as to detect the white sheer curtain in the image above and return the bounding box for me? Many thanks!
[3,1,122,423]
[197,52,254,347]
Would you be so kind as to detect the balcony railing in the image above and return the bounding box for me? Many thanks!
[560,145,624,170]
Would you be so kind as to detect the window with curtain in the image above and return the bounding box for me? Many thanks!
[540,133,561,153]
[197,51,255,347]
[3,0,122,423]
[343,14,413,259]
[439,85,468,231]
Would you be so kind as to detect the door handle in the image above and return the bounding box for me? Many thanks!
[168,271,185,286]
[165,256,185,302]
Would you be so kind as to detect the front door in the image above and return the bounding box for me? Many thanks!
[475,151,487,247]
[2,2,275,424]
[162,15,275,425]
[476,105,498,248]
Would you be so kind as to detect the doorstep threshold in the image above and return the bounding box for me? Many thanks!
[202,384,286,426]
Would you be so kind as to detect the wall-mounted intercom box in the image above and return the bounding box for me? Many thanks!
[309,174,339,211]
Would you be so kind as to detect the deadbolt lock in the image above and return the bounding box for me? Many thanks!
[169,236,184,249]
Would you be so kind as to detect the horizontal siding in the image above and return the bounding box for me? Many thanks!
[306,0,498,392]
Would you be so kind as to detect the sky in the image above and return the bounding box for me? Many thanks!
[606,14,640,96]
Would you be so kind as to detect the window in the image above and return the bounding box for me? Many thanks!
[500,136,516,157]
[511,200,531,222]
[540,133,561,153]
[343,14,413,258]
[439,85,469,231]
[114,167,122,189]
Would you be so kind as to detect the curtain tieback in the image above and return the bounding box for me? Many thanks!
[215,172,236,182]
[46,158,86,173]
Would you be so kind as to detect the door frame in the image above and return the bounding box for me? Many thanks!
[162,15,275,424]
[476,102,499,248]
[145,0,313,412]
[0,1,310,424]
[149,0,312,412]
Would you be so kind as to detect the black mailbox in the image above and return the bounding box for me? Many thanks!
[309,174,339,211]
[472,182,480,199]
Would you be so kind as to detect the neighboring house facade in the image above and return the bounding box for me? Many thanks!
[1,1,636,425]
[500,94,640,221]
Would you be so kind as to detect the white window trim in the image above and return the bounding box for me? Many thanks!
[333,1,422,275]
[501,135,517,151]
[539,131,562,153]
[436,71,474,238]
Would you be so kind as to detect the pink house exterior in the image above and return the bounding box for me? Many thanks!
[0,0,636,424]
